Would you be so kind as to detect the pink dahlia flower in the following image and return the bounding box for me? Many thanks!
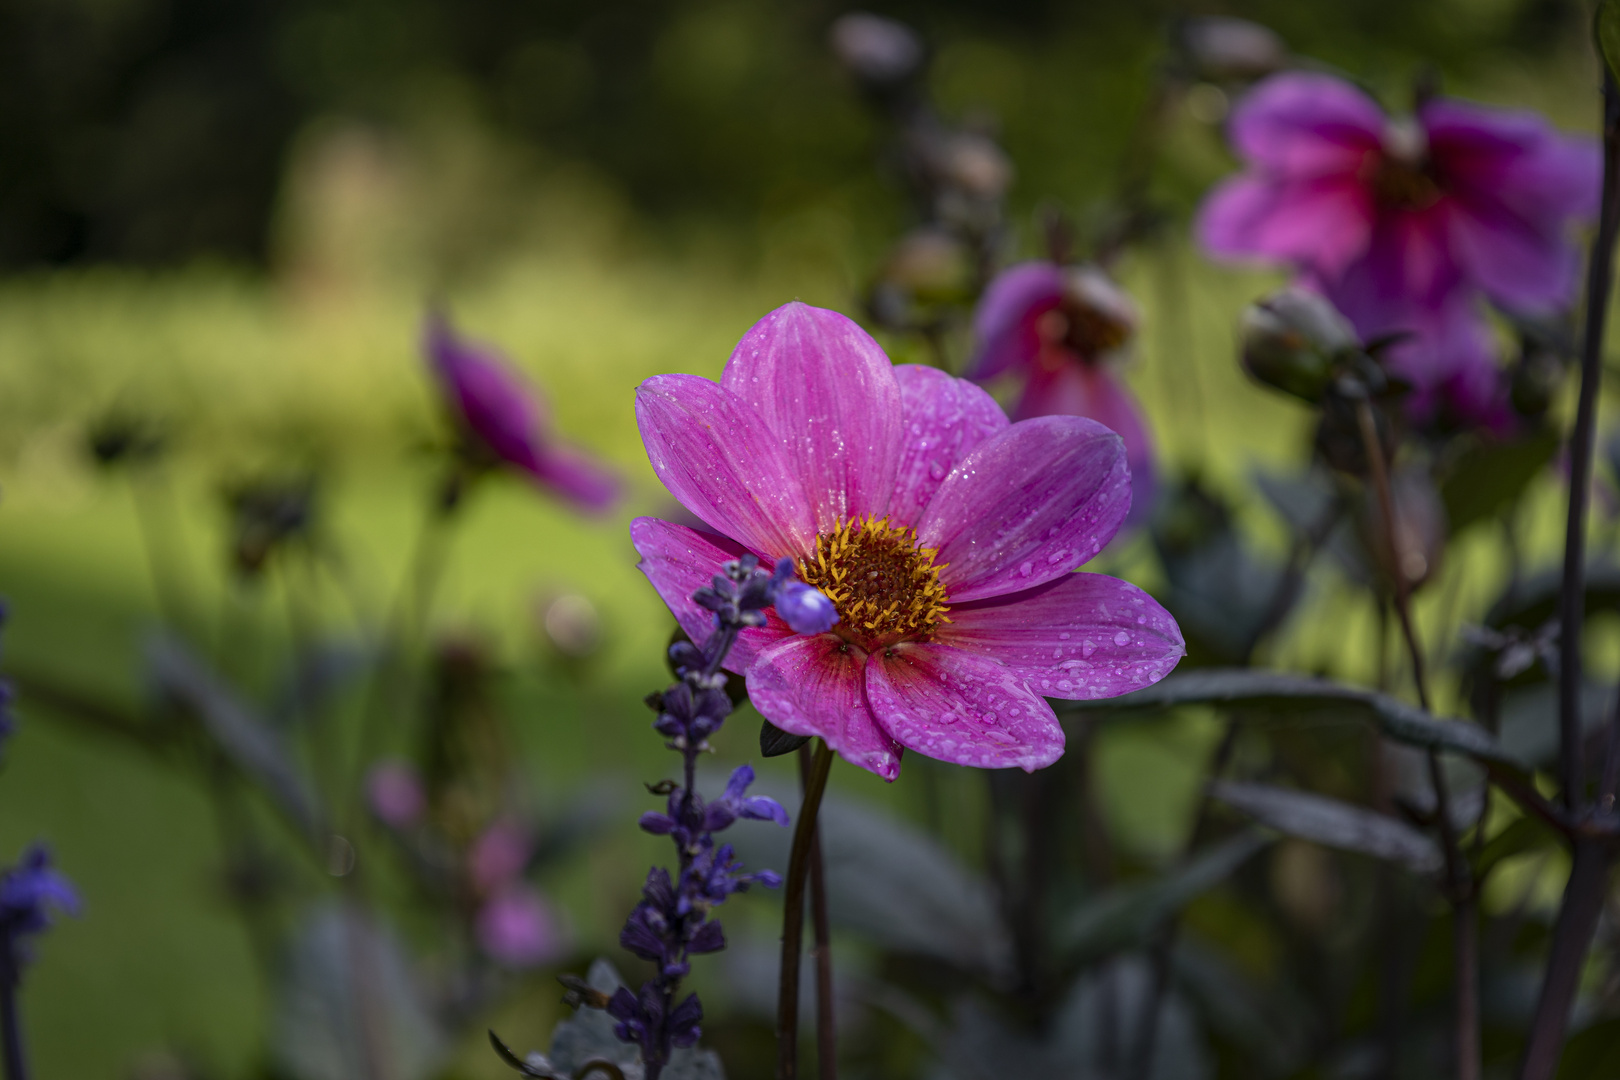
[969,261,1157,523]
[630,302,1184,781]
[1198,72,1598,421]
[425,313,621,513]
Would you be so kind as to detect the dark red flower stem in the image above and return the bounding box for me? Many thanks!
[797,744,837,1080]
[1519,68,1620,1080]
[0,951,25,1080]
[1355,398,1476,1080]
[777,740,835,1080]
[1558,74,1620,814]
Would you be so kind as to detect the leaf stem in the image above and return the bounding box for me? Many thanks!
[777,740,835,1080]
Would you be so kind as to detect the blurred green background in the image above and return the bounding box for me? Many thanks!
[0,0,1607,1075]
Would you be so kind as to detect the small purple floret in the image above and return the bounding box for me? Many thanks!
[776,580,839,635]
[0,845,79,966]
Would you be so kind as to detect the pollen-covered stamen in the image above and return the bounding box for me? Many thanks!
[799,515,951,644]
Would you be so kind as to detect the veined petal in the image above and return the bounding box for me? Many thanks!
[635,374,816,558]
[917,416,1131,602]
[1227,72,1385,174]
[889,365,1010,528]
[865,644,1064,772]
[630,517,793,673]
[746,634,902,781]
[967,262,1065,381]
[938,573,1184,698]
[1013,363,1157,528]
[720,302,903,532]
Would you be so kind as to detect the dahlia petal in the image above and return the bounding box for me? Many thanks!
[720,302,903,532]
[1423,98,1601,220]
[1196,174,1374,277]
[966,262,1065,381]
[917,416,1131,602]
[746,634,902,781]
[630,517,793,674]
[889,365,1010,527]
[531,443,622,514]
[1226,72,1385,174]
[865,644,1064,772]
[1444,194,1582,314]
[425,314,549,473]
[635,374,816,558]
[938,573,1184,698]
[1012,364,1157,528]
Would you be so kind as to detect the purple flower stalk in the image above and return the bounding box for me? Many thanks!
[632,302,1184,782]
[424,313,622,513]
[969,262,1158,524]
[610,555,799,1078]
[0,845,78,1080]
[1198,72,1599,426]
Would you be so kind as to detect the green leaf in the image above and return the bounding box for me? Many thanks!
[1599,0,1620,87]
[759,719,809,757]
[1440,429,1559,535]
[1056,831,1271,961]
[1062,667,1526,769]
[1210,781,1442,874]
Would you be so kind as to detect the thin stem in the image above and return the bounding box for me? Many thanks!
[1515,67,1620,1080]
[1519,839,1612,1080]
[777,740,835,1080]
[1559,73,1620,814]
[798,745,837,1080]
[1356,397,1475,1079]
[0,953,24,1080]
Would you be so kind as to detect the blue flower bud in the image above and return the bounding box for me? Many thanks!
[775,581,839,635]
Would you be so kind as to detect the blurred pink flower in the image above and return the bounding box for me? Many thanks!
[425,313,621,513]
[968,262,1157,524]
[468,818,530,893]
[365,761,425,829]
[1198,72,1598,423]
[476,885,566,968]
[630,302,1184,782]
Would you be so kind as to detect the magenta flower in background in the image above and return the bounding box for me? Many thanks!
[468,818,531,894]
[969,262,1157,522]
[365,760,426,829]
[630,302,1184,781]
[476,884,566,969]
[1198,72,1598,423]
[425,313,621,513]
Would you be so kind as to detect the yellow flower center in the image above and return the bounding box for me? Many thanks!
[799,515,951,646]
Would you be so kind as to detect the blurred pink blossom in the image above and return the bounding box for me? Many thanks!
[1198,72,1598,427]
[476,885,566,968]
[468,818,531,894]
[365,761,425,829]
